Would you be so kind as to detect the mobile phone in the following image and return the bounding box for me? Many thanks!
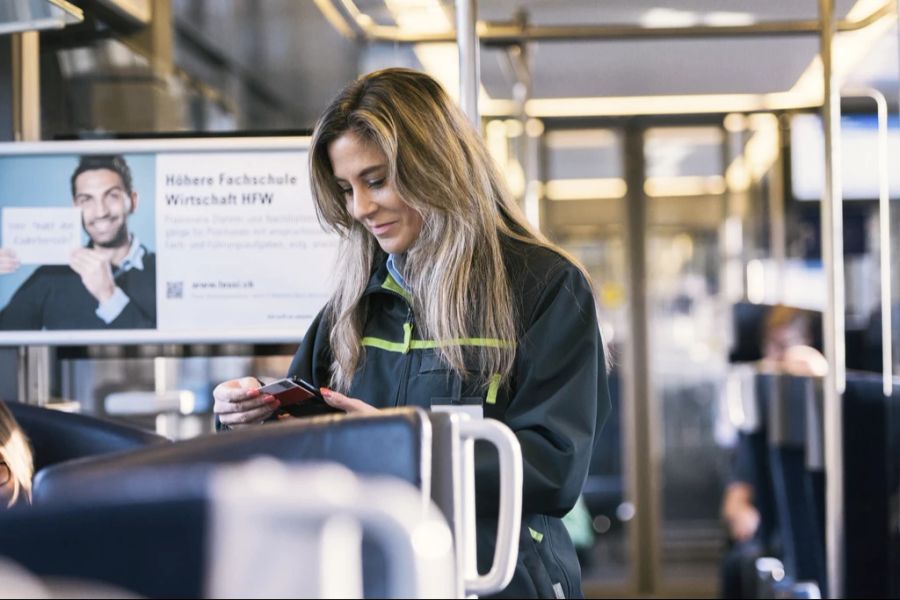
[258,376,324,406]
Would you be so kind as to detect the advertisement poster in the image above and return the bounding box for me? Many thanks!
[0,138,336,345]
[155,151,334,334]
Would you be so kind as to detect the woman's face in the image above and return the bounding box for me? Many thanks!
[328,131,423,254]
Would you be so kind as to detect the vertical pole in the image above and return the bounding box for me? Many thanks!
[10,31,40,141]
[623,124,657,594]
[11,30,50,406]
[719,123,738,358]
[131,0,174,130]
[455,0,479,127]
[767,121,786,301]
[818,0,846,596]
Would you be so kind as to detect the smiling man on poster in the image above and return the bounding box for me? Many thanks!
[0,155,156,330]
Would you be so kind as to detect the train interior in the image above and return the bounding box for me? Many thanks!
[0,1,898,598]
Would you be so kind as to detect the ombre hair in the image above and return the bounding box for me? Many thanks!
[0,401,33,507]
[310,68,589,392]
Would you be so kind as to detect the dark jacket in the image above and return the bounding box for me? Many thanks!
[287,238,610,599]
[0,250,157,330]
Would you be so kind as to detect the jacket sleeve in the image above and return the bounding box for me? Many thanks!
[287,306,334,386]
[475,265,611,517]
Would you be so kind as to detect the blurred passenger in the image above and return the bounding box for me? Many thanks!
[0,400,34,508]
[719,304,825,598]
[213,68,610,599]
[758,305,827,377]
[0,154,157,330]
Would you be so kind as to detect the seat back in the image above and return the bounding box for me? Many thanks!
[0,461,458,598]
[6,402,169,473]
[764,374,826,592]
[0,475,209,597]
[33,407,523,597]
[32,408,432,598]
[842,372,900,599]
[746,373,779,546]
[34,408,430,506]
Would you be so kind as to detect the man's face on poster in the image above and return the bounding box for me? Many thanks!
[72,168,136,248]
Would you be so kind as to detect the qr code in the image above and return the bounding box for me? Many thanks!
[167,281,183,299]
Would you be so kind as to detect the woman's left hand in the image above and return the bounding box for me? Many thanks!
[320,388,379,414]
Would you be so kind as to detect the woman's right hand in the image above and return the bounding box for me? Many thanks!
[213,376,281,430]
[0,248,21,274]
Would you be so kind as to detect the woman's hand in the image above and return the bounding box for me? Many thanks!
[320,388,378,415]
[214,376,280,429]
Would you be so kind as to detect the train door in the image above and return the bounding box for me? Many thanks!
[532,119,745,597]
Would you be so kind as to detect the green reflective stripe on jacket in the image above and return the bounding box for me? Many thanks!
[409,337,515,349]
[486,373,502,405]
[360,337,407,352]
[361,321,414,353]
[377,274,514,351]
[381,273,412,303]
[528,527,544,543]
[402,322,413,352]
[360,335,515,353]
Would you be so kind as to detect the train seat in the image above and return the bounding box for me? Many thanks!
[6,401,169,475]
[0,461,457,598]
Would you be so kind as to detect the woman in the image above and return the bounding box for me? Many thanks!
[0,400,34,508]
[214,68,610,598]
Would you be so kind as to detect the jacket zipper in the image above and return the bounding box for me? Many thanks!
[394,304,414,407]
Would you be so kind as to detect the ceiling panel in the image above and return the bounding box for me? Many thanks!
[347,0,895,105]
[472,0,860,25]
[483,36,821,99]
[354,0,861,27]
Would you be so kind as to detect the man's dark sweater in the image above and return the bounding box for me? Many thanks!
[0,252,156,330]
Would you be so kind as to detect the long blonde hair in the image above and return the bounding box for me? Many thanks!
[0,401,33,507]
[310,68,583,392]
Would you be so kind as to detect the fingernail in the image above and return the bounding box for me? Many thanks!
[319,387,332,399]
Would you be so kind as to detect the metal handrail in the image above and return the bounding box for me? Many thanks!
[841,87,893,397]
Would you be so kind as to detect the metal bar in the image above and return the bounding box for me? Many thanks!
[768,120,786,300]
[10,31,40,141]
[313,0,356,38]
[11,30,51,407]
[720,123,737,351]
[46,0,84,22]
[623,124,658,595]
[456,0,479,127]
[341,1,893,44]
[819,1,846,597]
[841,87,892,397]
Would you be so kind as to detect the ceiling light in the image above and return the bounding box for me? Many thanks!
[545,178,628,201]
[703,12,756,27]
[640,8,699,29]
[644,175,726,197]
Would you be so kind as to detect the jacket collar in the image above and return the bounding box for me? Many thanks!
[363,252,412,303]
